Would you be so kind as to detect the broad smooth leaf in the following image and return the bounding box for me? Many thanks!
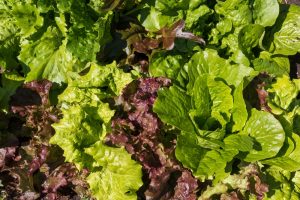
[253,0,279,27]
[242,109,285,162]
[268,5,300,55]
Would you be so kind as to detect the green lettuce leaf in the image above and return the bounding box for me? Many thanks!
[17,0,113,83]
[191,74,211,123]
[149,51,187,80]
[50,60,141,199]
[50,62,133,164]
[154,74,234,132]
[195,148,238,182]
[185,4,212,35]
[50,89,115,168]
[138,6,180,32]
[238,24,264,58]
[194,135,253,182]
[0,72,24,111]
[224,134,254,152]
[153,85,195,133]
[242,109,285,162]
[231,81,248,132]
[68,62,133,96]
[155,0,188,12]
[66,3,113,62]
[252,0,279,27]
[184,49,255,91]
[199,164,265,200]
[267,4,300,55]
[205,76,233,126]
[220,30,251,66]
[260,76,300,171]
[175,131,208,172]
[12,3,43,38]
[264,166,300,199]
[268,75,299,110]
[253,51,290,76]
[214,0,252,28]
[19,27,77,83]
[85,142,143,200]
[0,1,20,69]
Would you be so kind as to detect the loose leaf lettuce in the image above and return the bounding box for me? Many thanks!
[85,142,143,200]
[12,3,43,38]
[19,27,76,83]
[50,62,141,199]
[0,1,20,69]
[68,62,133,96]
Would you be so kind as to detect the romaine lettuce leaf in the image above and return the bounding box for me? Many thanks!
[184,49,255,90]
[238,24,265,58]
[195,148,239,182]
[267,4,300,55]
[154,85,195,133]
[264,166,300,199]
[231,81,248,132]
[175,131,208,172]
[149,51,187,80]
[242,109,285,162]
[252,0,279,27]
[206,76,233,126]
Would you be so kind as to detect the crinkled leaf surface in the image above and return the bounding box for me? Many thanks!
[268,75,299,110]
[0,1,20,69]
[68,62,133,96]
[85,142,143,200]
[253,51,290,76]
[12,3,43,38]
[19,27,76,83]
